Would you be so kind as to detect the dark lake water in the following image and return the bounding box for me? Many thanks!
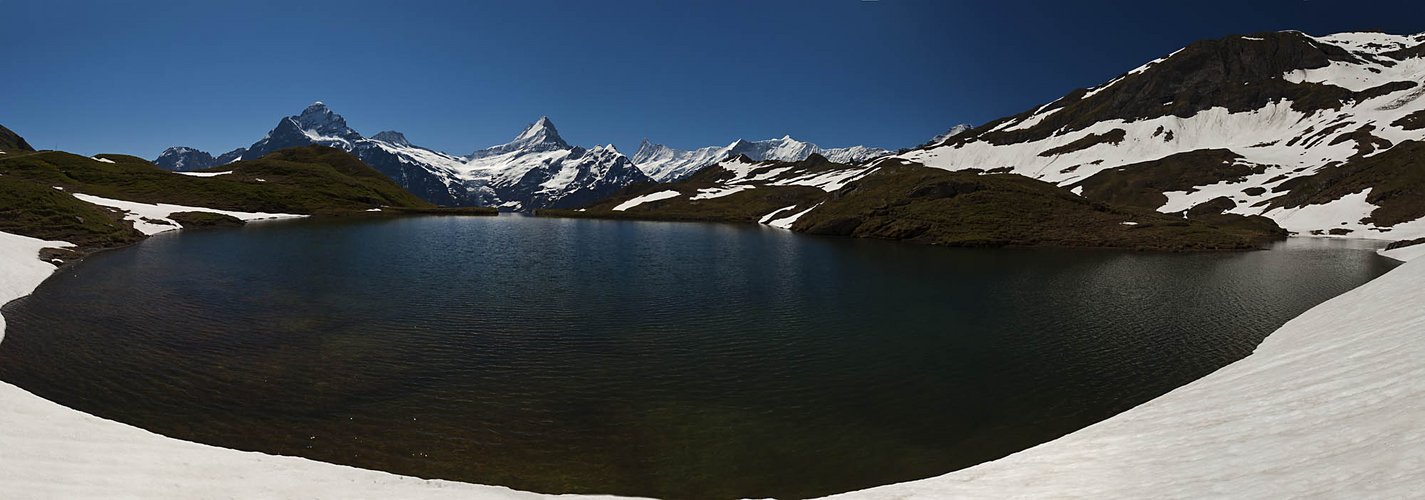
[0,215,1401,499]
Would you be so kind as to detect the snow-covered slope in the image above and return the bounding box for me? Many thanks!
[824,247,1425,499]
[154,105,650,210]
[898,30,1425,242]
[633,135,891,182]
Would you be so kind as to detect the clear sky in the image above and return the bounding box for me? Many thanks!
[2,0,1422,158]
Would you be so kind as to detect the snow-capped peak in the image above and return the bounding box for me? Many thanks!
[470,116,572,158]
[294,101,356,138]
[512,116,568,149]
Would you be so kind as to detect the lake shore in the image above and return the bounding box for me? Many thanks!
[0,226,1420,498]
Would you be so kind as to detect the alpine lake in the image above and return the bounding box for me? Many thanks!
[0,215,1400,499]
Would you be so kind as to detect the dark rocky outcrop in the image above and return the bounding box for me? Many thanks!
[0,123,35,153]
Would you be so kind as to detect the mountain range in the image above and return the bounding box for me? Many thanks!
[632,135,897,182]
[155,104,651,211]
[156,104,906,208]
[557,29,1425,251]
[93,29,1425,244]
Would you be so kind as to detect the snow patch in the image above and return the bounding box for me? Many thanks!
[72,194,305,235]
[766,203,820,229]
[759,205,798,224]
[690,185,753,200]
[611,190,681,211]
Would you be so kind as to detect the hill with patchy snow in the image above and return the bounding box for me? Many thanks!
[549,153,1287,251]
[898,30,1425,242]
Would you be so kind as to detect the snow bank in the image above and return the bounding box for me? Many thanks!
[825,250,1425,499]
[766,203,820,229]
[0,232,72,342]
[72,193,306,235]
[689,185,752,200]
[0,229,627,499]
[174,170,233,177]
[611,190,680,211]
[1381,242,1425,262]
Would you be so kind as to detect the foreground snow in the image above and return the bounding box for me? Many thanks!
[0,230,627,499]
[0,233,72,343]
[824,247,1425,499]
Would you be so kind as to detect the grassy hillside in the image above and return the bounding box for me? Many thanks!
[0,145,435,215]
[0,175,143,250]
[794,163,1286,250]
[0,145,491,257]
[550,155,1287,251]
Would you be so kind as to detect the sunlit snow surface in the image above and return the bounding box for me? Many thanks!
[610,190,681,211]
[71,194,306,235]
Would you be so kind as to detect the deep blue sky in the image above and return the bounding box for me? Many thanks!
[2,0,1422,158]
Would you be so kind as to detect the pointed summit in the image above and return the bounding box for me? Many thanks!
[239,101,362,160]
[512,116,568,149]
[294,101,356,137]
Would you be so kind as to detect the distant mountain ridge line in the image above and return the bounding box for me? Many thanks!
[153,103,949,210]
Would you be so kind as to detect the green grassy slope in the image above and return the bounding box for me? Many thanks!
[0,145,480,257]
[0,175,143,249]
[0,145,435,215]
